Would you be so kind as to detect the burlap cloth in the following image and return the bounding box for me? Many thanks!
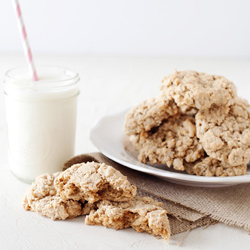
[64,152,250,236]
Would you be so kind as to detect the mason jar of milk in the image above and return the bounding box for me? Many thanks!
[4,66,80,183]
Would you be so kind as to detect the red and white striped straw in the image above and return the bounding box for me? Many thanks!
[12,0,38,81]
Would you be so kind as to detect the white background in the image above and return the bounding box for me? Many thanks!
[1,0,250,57]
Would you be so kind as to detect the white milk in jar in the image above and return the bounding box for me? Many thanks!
[4,66,80,183]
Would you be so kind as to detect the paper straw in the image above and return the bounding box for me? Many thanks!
[12,0,38,81]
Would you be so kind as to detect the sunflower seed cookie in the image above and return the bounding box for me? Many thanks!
[85,196,171,242]
[160,70,237,110]
[129,116,204,171]
[196,98,250,166]
[55,162,137,203]
[23,173,89,220]
[124,96,179,136]
[185,157,247,177]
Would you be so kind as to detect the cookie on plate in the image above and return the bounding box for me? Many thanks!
[124,96,179,136]
[129,116,204,171]
[160,70,237,110]
[185,156,247,177]
[196,98,250,166]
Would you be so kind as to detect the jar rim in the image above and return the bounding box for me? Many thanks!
[4,65,80,92]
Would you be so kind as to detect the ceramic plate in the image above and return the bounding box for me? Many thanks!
[89,110,250,187]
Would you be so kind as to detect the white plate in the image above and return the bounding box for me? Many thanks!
[90,110,250,187]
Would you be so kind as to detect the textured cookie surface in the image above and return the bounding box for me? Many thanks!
[129,116,204,171]
[23,172,60,206]
[30,196,94,220]
[196,98,250,166]
[23,173,88,220]
[85,196,171,242]
[55,162,137,203]
[160,70,237,110]
[185,157,247,177]
[124,96,179,136]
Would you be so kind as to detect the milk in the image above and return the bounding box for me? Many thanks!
[4,66,80,183]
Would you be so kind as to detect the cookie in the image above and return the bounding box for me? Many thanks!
[23,173,89,220]
[85,196,171,242]
[124,96,179,136]
[23,172,60,207]
[196,98,250,166]
[185,157,247,177]
[179,104,198,116]
[29,196,94,220]
[54,162,137,203]
[160,70,237,110]
[129,116,204,171]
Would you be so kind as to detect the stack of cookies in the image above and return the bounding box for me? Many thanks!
[124,70,250,176]
[23,162,171,241]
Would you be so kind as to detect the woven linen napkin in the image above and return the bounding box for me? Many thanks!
[64,152,250,234]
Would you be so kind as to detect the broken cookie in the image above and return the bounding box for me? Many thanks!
[23,172,91,220]
[85,196,171,242]
[23,160,173,241]
[54,162,137,203]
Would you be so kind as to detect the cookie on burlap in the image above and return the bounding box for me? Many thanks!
[124,96,179,136]
[129,116,204,171]
[55,162,137,203]
[185,157,247,177]
[85,196,171,242]
[23,173,91,220]
[160,70,237,110]
[196,98,250,166]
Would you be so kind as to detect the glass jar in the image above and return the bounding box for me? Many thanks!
[4,66,80,183]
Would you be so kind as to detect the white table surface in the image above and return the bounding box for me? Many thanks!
[0,54,250,250]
